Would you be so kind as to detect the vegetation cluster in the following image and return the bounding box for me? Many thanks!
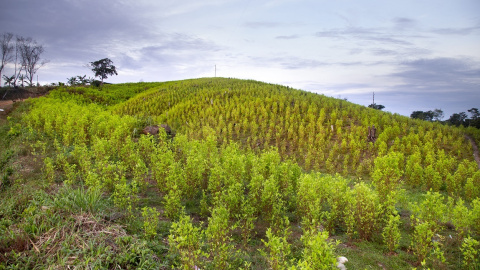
[0,78,479,269]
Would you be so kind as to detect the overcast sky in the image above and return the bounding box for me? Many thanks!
[1,0,479,117]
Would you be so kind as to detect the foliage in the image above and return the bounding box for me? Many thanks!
[205,205,236,269]
[410,191,446,233]
[411,220,434,264]
[259,218,292,270]
[383,214,401,253]
[295,227,338,270]
[141,206,159,239]
[410,109,444,122]
[168,214,205,269]
[371,151,404,208]
[89,58,118,84]
[368,103,385,110]
[461,236,479,270]
[345,182,380,241]
[1,77,479,269]
[163,184,184,220]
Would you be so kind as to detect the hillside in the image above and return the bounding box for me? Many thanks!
[1,78,479,269]
[113,78,479,191]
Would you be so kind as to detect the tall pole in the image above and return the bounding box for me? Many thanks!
[215,65,216,77]
[373,91,375,105]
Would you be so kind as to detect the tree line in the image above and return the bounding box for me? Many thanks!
[0,32,48,88]
[411,108,480,128]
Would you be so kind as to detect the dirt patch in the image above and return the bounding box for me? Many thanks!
[0,100,15,110]
[465,134,480,169]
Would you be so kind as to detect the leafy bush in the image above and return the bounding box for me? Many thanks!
[383,214,401,253]
[260,217,292,270]
[295,227,338,269]
[141,206,159,239]
[345,182,380,241]
[168,215,205,269]
[461,236,479,269]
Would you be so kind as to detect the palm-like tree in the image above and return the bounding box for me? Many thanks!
[2,74,14,87]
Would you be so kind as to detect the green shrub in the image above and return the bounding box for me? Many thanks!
[411,220,434,264]
[372,151,404,202]
[163,184,184,221]
[295,228,338,270]
[410,191,446,232]
[168,215,205,270]
[450,198,471,238]
[345,182,380,241]
[43,157,56,184]
[383,214,401,253]
[205,205,236,269]
[461,236,479,270]
[260,217,292,270]
[141,207,159,239]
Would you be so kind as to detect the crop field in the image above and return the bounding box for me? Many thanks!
[0,78,479,269]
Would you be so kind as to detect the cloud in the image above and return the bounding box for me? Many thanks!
[368,47,431,57]
[141,33,222,52]
[370,48,398,56]
[391,57,480,92]
[315,27,414,45]
[243,21,282,28]
[247,55,328,69]
[276,35,300,40]
[393,17,417,30]
[430,26,480,35]
[248,54,388,70]
[384,57,480,116]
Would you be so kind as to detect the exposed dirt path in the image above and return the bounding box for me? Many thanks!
[0,100,15,110]
[465,134,480,169]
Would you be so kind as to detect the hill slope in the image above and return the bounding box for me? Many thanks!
[1,78,479,269]
[113,77,479,196]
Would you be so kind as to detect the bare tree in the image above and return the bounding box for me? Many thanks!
[17,36,48,86]
[0,32,14,88]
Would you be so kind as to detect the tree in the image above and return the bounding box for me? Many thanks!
[1,74,15,99]
[67,76,79,86]
[447,112,468,127]
[410,109,444,122]
[2,75,14,87]
[0,33,14,88]
[432,109,444,121]
[467,108,480,128]
[368,103,385,110]
[468,108,480,120]
[89,58,118,85]
[17,36,48,86]
[411,111,432,121]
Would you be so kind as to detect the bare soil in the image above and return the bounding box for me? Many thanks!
[0,99,15,110]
